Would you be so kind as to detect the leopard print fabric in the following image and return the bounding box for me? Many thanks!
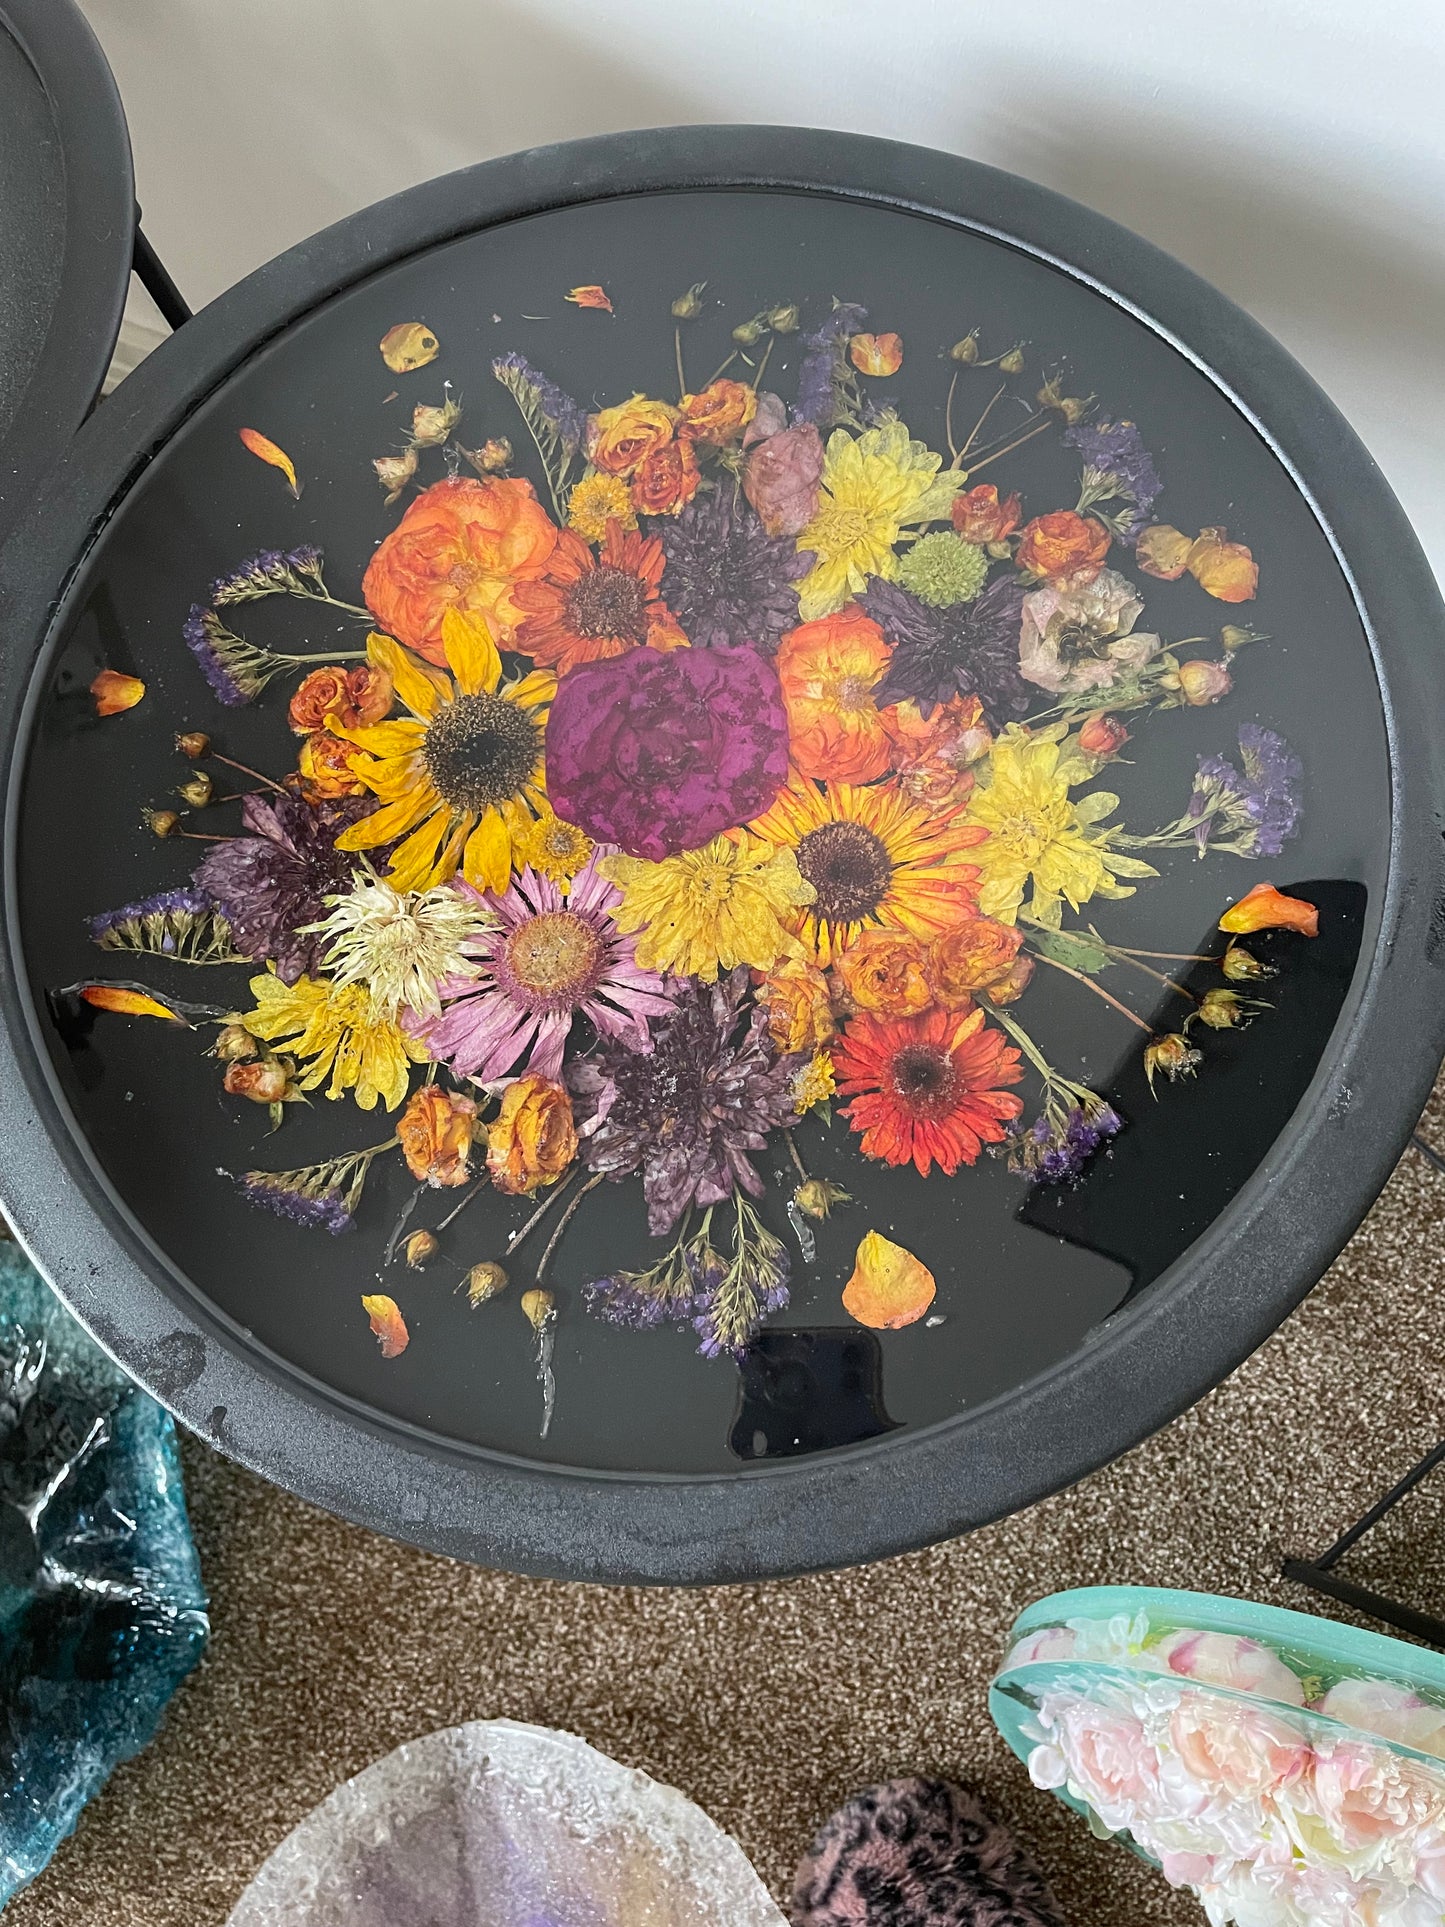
[790,1777,1067,1927]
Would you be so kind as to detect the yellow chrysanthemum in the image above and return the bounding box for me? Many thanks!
[963,724,1157,928]
[241,971,429,1112]
[566,471,637,544]
[330,611,554,893]
[747,778,987,966]
[512,808,594,885]
[791,1049,836,1114]
[795,419,965,621]
[599,834,814,982]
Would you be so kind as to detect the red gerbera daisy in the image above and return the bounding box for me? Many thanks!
[511,519,685,675]
[833,1005,1024,1176]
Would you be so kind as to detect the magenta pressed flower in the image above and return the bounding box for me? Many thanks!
[409,852,676,1084]
[544,643,791,860]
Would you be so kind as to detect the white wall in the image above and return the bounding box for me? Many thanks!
[82,0,1445,584]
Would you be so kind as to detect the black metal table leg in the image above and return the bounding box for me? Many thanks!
[132,222,190,330]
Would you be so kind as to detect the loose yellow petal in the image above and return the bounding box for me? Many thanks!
[462,808,513,892]
[90,669,145,716]
[565,284,613,312]
[379,322,439,372]
[79,985,186,1022]
[239,427,300,497]
[842,1231,936,1330]
[361,1294,410,1358]
[441,606,502,697]
[1219,882,1318,936]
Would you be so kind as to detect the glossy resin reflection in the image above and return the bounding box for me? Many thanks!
[16,190,1380,1476]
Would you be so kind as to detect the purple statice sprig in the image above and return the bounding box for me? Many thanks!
[990,1005,1124,1185]
[183,604,371,708]
[691,1193,791,1360]
[492,352,586,518]
[231,1135,398,1236]
[582,1216,714,1333]
[1123,724,1303,860]
[1067,418,1162,542]
[793,299,870,429]
[89,886,246,965]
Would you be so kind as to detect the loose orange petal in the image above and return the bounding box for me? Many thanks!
[1219,882,1318,937]
[1134,524,1194,580]
[842,1230,936,1330]
[849,331,903,377]
[90,669,145,716]
[79,985,186,1021]
[239,427,300,498]
[361,1293,410,1359]
[379,322,440,373]
[1187,527,1259,602]
[565,284,614,312]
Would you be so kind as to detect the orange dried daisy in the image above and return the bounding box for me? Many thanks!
[833,1005,1024,1176]
[511,520,683,675]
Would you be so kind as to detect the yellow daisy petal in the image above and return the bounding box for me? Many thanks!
[462,807,513,892]
[332,718,428,760]
[335,783,439,850]
[441,606,502,697]
[386,808,459,891]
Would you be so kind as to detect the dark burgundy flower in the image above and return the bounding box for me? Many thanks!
[545,644,790,860]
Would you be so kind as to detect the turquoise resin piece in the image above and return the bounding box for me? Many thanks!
[0,1244,208,1900]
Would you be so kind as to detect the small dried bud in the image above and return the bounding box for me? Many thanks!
[1077,712,1130,757]
[998,344,1025,374]
[178,771,213,807]
[175,730,210,760]
[1058,395,1090,426]
[794,1178,852,1221]
[766,303,800,333]
[1177,658,1233,706]
[1221,942,1275,983]
[1144,1032,1204,1093]
[469,436,513,474]
[520,1287,555,1332]
[147,809,180,838]
[373,446,418,504]
[213,1022,258,1063]
[731,316,767,347]
[409,394,462,447]
[1193,987,1269,1032]
[670,281,707,320]
[950,333,980,364]
[404,1229,439,1270]
[465,1260,508,1308]
[223,1058,292,1104]
[1037,372,1065,409]
[1220,624,1257,653]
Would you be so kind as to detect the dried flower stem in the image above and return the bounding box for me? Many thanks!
[1033,951,1155,1034]
[674,325,687,402]
[748,336,775,393]
[1116,946,1218,963]
[1114,953,1197,1002]
[504,1168,580,1256]
[432,1175,487,1234]
[949,380,1007,470]
[207,751,288,796]
[535,1171,604,1285]
[702,348,740,388]
[783,1129,809,1184]
[964,413,1055,477]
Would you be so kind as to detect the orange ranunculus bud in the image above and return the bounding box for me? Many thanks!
[952,483,1023,545]
[486,1073,578,1196]
[1218,883,1318,937]
[398,1085,478,1188]
[1078,711,1130,756]
[848,331,903,377]
[1015,510,1110,586]
[756,959,835,1054]
[1187,528,1259,602]
[677,379,758,446]
[928,918,1025,1008]
[1134,523,1195,580]
[91,669,145,716]
[776,603,894,783]
[628,436,700,517]
[361,475,558,665]
[842,1230,935,1329]
[833,930,934,1018]
[585,395,679,476]
[296,728,365,800]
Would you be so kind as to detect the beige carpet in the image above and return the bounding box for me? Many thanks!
[10,1087,1445,1926]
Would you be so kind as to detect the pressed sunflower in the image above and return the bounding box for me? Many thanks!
[748,778,986,965]
[963,722,1157,927]
[241,970,429,1111]
[599,834,815,982]
[330,615,553,893]
[795,419,966,621]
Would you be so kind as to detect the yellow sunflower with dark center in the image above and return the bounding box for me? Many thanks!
[331,613,554,892]
[746,778,988,964]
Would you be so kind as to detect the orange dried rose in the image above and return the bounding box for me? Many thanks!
[1016,510,1110,585]
[629,436,701,517]
[487,1073,578,1196]
[848,331,903,377]
[398,1086,478,1188]
[90,668,145,716]
[833,930,934,1018]
[775,604,894,784]
[952,483,1022,545]
[1218,883,1318,937]
[928,918,1025,1008]
[296,728,365,800]
[756,958,835,1053]
[586,395,679,476]
[1187,528,1259,602]
[1134,523,1194,580]
[361,475,558,665]
[361,1293,410,1358]
[881,694,992,808]
[978,955,1035,1006]
[289,663,395,735]
[677,379,757,445]
[842,1230,936,1330]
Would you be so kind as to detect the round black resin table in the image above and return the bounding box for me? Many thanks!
[2,129,1443,1584]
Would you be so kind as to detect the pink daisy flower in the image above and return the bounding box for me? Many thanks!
[411,853,676,1083]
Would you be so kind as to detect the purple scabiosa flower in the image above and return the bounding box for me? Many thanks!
[1008,1099,1123,1184]
[1184,724,1303,858]
[1067,419,1163,542]
[658,491,812,652]
[864,573,1032,727]
[794,301,869,427]
[235,1173,355,1234]
[192,792,376,982]
[491,351,587,455]
[409,853,676,1084]
[568,968,804,1236]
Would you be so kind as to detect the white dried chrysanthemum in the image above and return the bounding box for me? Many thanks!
[306,875,491,1021]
